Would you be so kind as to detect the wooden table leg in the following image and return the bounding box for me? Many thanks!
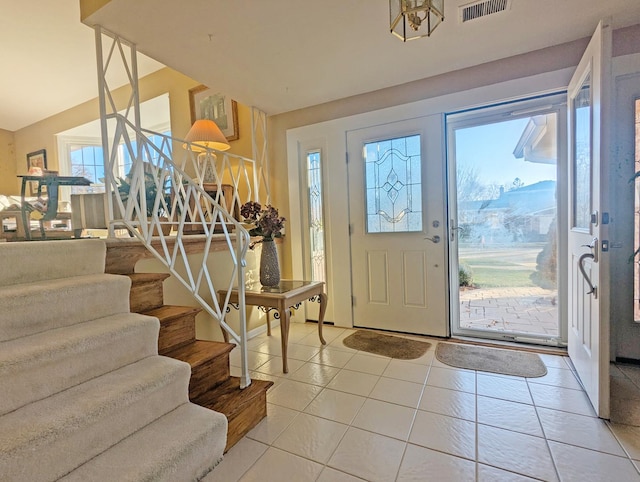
[318,292,328,345]
[266,309,272,336]
[279,303,290,373]
[20,178,31,241]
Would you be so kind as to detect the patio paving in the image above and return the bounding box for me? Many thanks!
[459,286,559,337]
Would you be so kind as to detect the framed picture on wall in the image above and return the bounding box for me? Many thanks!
[26,149,47,173]
[189,85,239,141]
[26,149,48,196]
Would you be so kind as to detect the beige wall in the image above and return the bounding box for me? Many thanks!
[0,129,16,194]
[9,67,253,195]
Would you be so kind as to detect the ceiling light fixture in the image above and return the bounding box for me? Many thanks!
[390,0,445,42]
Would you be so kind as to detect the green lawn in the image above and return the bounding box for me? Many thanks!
[461,253,535,288]
[468,266,535,288]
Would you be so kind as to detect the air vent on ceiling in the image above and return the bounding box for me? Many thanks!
[459,0,511,23]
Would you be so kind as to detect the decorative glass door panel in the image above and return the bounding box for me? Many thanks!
[573,74,592,231]
[364,135,422,233]
[306,151,327,283]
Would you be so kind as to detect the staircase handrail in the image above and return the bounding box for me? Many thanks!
[104,113,254,388]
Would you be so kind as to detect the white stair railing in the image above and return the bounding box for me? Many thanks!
[105,114,256,389]
[93,26,256,388]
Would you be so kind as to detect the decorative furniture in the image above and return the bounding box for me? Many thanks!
[19,175,90,240]
[70,193,110,237]
[218,280,328,373]
[0,210,25,240]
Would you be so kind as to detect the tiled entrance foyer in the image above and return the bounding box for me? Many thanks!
[207,323,640,481]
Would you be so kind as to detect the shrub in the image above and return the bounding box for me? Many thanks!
[531,216,557,289]
[459,263,474,287]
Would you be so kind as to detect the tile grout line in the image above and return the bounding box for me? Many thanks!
[529,372,562,482]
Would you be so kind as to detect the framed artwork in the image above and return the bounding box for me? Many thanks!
[26,149,48,196]
[26,149,47,172]
[189,85,239,141]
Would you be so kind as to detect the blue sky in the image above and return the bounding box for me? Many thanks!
[455,117,557,188]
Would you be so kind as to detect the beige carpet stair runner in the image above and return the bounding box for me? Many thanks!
[0,239,227,481]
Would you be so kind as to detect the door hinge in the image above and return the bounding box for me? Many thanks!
[346,152,349,164]
[348,224,353,235]
[351,295,356,306]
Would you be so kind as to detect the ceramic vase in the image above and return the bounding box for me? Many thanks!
[260,239,280,286]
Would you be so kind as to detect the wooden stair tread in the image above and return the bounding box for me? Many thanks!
[163,340,235,367]
[126,272,171,283]
[142,305,202,321]
[194,377,273,418]
[195,376,272,450]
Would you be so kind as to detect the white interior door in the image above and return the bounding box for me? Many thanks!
[347,116,448,336]
[567,20,611,418]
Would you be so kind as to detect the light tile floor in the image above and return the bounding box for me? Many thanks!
[207,323,640,482]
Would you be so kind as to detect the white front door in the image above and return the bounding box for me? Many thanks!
[567,20,611,418]
[347,116,448,336]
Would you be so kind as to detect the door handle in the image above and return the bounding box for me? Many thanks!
[425,235,441,243]
[450,219,462,242]
[578,252,597,298]
[581,236,599,263]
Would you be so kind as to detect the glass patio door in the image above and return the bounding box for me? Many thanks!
[447,94,567,345]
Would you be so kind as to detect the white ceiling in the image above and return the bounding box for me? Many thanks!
[3,1,640,133]
[0,0,163,131]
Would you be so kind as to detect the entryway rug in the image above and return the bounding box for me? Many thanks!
[342,330,431,360]
[435,342,547,378]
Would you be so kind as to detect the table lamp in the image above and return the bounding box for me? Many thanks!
[183,119,230,182]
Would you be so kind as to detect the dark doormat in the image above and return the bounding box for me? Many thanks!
[342,330,431,360]
[435,342,547,378]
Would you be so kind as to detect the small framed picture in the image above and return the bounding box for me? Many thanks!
[26,149,47,172]
[26,149,48,196]
[189,85,239,141]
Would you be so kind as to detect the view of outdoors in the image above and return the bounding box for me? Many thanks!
[455,114,559,339]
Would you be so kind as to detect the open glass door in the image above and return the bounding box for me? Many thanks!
[447,94,567,346]
[567,20,612,418]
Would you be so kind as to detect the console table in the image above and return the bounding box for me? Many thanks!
[218,280,327,373]
[19,175,91,240]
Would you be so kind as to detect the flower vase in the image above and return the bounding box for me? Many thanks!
[260,239,280,286]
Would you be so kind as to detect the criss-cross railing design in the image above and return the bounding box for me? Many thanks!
[93,26,268,388]
[104,114,256,388]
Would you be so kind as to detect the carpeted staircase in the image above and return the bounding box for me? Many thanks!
[106,244,273,452]
[0,239,227,481]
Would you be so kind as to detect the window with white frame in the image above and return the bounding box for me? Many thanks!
[59,130,171,195]
[56,94,172,195]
